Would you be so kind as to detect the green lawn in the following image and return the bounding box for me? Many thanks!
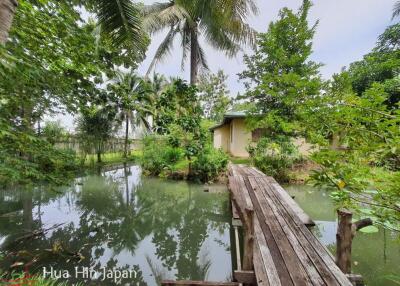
[83,150,141,167]
[229,156,252,165]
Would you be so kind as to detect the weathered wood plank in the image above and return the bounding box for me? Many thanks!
[237,175,253,210]
[265,179,353,286]
[245,176,313,286]
[254,219,281,286]
[228,165,353,286]
[249,177,329,286]
[233,270,257,284]
[161,281,239,286]
[231,201,241,220]
[260,179,341,286]
[268,183,315,227]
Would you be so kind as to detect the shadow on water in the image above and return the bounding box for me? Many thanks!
[285,185,400,286]
[0,165,232,285]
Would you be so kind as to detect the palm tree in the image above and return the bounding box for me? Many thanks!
[143,0,258,84]
[394,1,400,19]
[110,71,153,158]
[0,0,147,51]
[0,0,18,44]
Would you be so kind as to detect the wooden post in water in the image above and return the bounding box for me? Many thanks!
[242,207,254,271]
[336,209,372,274]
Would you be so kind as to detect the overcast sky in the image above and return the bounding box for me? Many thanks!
[53,0,398,129]
[138,0,397,96]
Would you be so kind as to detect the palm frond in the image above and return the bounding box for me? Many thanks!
[393,1,400,19]
[146,24,180,75]
[143,2,188,33]
[96,0,147,52]
[197,42,209,71]
[181,21,191,70]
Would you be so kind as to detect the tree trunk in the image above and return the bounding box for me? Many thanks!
[97,151,102,163]
[190,25,199,85]
[124,113,129,158]
[0,0,18,45]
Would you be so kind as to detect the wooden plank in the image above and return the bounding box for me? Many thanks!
[232,201,240,220]
[254,219,281,286]
[229,176,246,213]
[244,177,313,286]
[233,270,257,284]
[269,183,315,227]
[250,167,265,177]
[237,175,253,209]
[228,164,352,286]
[258,179,340,286]
[249,177,327,286]
[161,281,239,286]
[262,178,353,286]
[253,241,270,286]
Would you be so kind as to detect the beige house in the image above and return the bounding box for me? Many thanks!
[210,112,314,158]
[210,112,252,157]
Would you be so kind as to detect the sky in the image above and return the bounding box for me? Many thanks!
[138,0,397,95]
[53,0,398,129]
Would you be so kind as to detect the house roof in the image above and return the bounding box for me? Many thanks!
[209,111,247,131]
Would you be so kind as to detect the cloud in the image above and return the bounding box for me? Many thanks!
[138,0,397,95]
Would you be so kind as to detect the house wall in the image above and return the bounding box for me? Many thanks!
[213,125,230,152]
[230,118,251,157]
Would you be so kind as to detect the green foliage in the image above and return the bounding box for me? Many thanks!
[0,271,79,286]
[144,0,257,79]
[154,80,207,162]
[42,120,67,145]
[191,146,229,183]
[348,23,400,108]
[248,136,300,182]
[303,71,400,230]
[239,0,321,135]
[0,120,79,186]
[197,70,232,122]
[140,135,184,175]
[75,107,118,163]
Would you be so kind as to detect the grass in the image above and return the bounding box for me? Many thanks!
[229,156,252,165]
[0,272,83,286]
[170,158,190,172]
[83,150,141,167]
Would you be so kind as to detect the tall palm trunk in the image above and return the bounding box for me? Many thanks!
[190,25,198,85]
[124,112,129,158]
[0,0,18,44]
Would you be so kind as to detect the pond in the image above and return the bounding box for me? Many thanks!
[286,185,400,286]
[0,165,232,285]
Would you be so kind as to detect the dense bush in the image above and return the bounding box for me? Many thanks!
[248,136,300,182]
[191,146,229,183]
[0,122,79,186]
[140,136,184,175]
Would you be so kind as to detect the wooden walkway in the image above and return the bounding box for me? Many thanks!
[228,164,353,286]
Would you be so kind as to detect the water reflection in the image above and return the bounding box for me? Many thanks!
[0,165,232,285]
[285,185,400,286]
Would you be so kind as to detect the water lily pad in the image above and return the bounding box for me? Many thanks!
[359,225,379,233]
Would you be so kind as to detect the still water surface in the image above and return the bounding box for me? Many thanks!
[286,185,400,286]
[0,165,398,286]
[0,165,232,285]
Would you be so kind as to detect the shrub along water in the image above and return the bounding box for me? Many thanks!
[248,136,301,182]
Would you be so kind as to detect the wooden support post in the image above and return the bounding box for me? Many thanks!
[242,207,254,271]
[233,271,256,284]
[336,209,372,274]
[346,274,365,286]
